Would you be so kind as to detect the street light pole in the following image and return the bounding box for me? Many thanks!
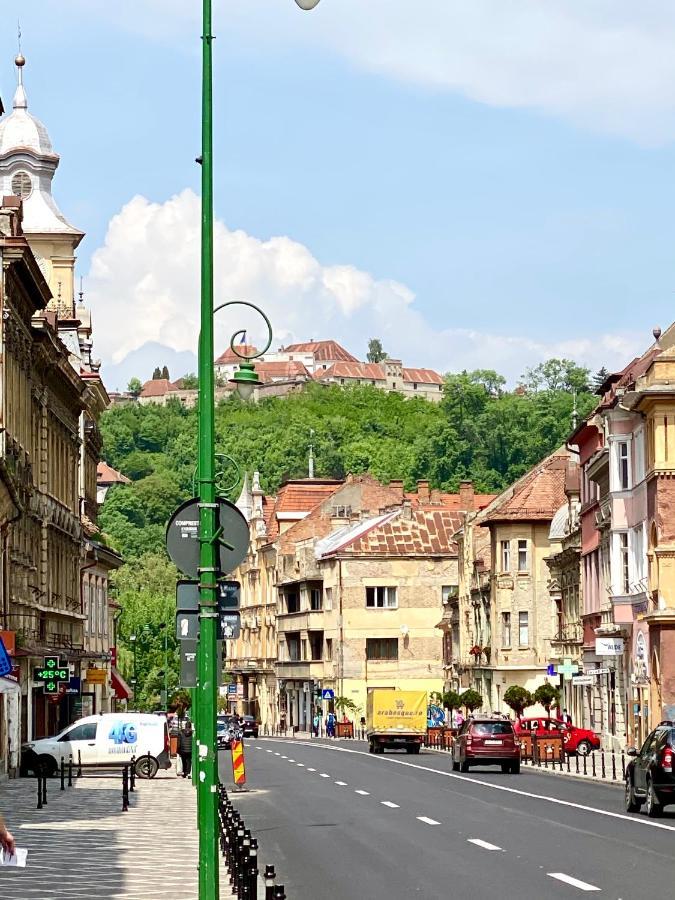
[196,2,321,896]
[196,0,219,897]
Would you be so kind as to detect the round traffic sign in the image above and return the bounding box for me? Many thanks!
[166,497,250,578]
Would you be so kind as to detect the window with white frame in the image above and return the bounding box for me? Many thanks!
[634,428,646,484]
[83,582,90,635]
[618,442,630,490]
[517,539,528,573]
[88,579,95,635]
[620,532,630,594]
[325,587,333,611]
[518,611,529,647]
[632,524,646,588]
[500,540,510,572]
[501,611,511,647]
[366,586,397,609]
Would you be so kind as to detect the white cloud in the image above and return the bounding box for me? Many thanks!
[49,1,675,144]
[87,189,640,385]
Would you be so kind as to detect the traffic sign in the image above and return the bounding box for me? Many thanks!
[227,683,237,695]
[166,498,250,578]
[33,656,69,695]
[218,612,240,641]
[322,689,334,700]
[180,641,198,688]
[176,612,199,641]
[176,580,241,612]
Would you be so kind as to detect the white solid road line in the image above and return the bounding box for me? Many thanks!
[417,816,441,826]
[381,801,400,808]
[355,790,370,796]
[335,781,347,786]
[468,839,502,851]
[259,739,675,834]
[548,873,601,892]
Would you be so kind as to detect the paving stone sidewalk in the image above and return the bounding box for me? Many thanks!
[0,765,236,899]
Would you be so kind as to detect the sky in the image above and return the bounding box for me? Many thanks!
[3,2,675,389]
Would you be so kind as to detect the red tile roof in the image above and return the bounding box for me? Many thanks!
[255,361,312,382]
[283,340,358,363]
[321,508,462,557]
[316,362,385,381]
[402,367,444,386]
[482,448,571,523]
[97,462,131,485]
[266,479,344,539]
[139,378,177,398]
[215,344,259,365]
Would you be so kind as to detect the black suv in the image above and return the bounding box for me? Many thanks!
[625,722,675,817]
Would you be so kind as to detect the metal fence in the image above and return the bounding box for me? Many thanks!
[217,783,288,899]
[34,751,136,811]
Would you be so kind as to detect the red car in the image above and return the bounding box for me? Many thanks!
[452,718,521,773]
[515,717,600,756]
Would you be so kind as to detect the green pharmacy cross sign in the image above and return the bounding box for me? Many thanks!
[556,658,580,681]
[33,656,69,695]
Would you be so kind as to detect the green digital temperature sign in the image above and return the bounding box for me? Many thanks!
[33,656,69,695]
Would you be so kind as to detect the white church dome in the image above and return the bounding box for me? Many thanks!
[0,56,54,157]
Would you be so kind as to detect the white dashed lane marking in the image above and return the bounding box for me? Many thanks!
[320,773,331,778]
[381,801,399,808]
[417,816,441,826]
[355,790,369,796]
[335,781,347,786]
[468,839,502,851]
[307,768,316,772]
[288,759,295,763]
[297,763,305,767]
[548,873,601,892]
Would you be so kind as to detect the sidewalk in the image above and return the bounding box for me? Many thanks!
[0,765,236,899]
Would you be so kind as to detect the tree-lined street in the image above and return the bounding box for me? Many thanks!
[220,739,674,899]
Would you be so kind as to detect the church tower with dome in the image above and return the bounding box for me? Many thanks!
[0,54,83,320]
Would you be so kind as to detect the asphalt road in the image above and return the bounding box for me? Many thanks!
[218,738,674,900]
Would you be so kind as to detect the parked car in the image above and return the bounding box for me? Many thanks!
[625,722,675,818]
[452,718,520,773]
[21,713,171,779]
[515,717,600,756]
[240,715,259,738]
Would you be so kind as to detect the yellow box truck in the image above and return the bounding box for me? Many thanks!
[366,689,427,754]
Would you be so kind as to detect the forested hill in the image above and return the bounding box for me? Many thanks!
[99,364,597,562]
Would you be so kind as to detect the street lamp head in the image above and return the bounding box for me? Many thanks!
[229,360,261,401]
[295,0,321,8]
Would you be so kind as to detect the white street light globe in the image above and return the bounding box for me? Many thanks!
[295,0,321,9]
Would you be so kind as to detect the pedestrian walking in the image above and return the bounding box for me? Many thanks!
[178,721,193,778]
[326,711,336,738]
[561,708,572,726]
[312,712,320,737]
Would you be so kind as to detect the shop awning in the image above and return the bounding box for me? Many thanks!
[111,666,131,700]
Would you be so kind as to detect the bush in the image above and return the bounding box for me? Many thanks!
[460,689,483,715]
[503,685,533,718]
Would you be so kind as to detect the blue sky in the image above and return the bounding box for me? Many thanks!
[3,2,675,389]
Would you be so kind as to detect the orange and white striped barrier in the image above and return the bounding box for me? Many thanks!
[231,739,246,789]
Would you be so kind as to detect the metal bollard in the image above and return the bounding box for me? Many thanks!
[129,759,136,792]
[591,753,596,778]
[601,750,606,779]
[77,749,82,778]
[566,753,570,773]
[583,753,587,776]
[621,750,626,779]
[249,837,258,900]
[36,770,43,810]
[265,864,277,900]
[61,757,66,791]
[611,749,617,781]
[273,886,286,900]
[122,766,129,812]
[41,767,47,806]
[68,755,73,787]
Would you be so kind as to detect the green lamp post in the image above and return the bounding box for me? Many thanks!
[195,2,320,896]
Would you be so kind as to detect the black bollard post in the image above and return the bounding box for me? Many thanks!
[77,749,82,778]
[583,753,587,776]
[129,759,136,792]
[249,837,258,900]
[591,753,596,778]
[42,768,47,806]
[621,750,626,779]
[122,766,129,812]
[60,757,65,791]
[264,864,277,900]
[273,886,286,900]
[36,769,43,810]
[68,755,73,787]
[601,750,606,779]
[611,749,617,781]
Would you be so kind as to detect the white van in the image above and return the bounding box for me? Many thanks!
[21,713,172,779]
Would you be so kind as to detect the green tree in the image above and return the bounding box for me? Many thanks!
[180,373,199,389]
[367,338,387,363]
[592,366,610,391]
[152,367,162,380]
[440,690,463,724]
[127,376,142,398]
[533,683,560,716]
[522,358,590,394]
[459,689,483,716]
[503,685,533,718]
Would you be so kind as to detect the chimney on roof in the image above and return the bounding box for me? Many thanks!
[654,326,662,347]
[459,480,475,511]
[417,480,430,504]
[402,499,413,520]
[389,479,404,499]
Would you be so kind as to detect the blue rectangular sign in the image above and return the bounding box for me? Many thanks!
[322,689,334,700]
[227,683,237,695]
[66,677,81,695]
